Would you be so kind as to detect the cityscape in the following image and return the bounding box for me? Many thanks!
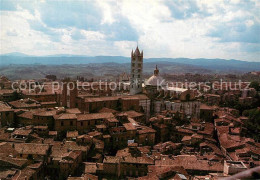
[0,0,260,180]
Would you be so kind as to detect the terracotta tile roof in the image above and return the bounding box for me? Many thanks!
[0,156,28,168]
[84,94,149,102]
[103,156,120,163]
[137,126,156,134]
[8,98,41,109]
[65,151,81,160]
[191,133,204,139]
[116,148,131,157]
[105,117,119,123]
[200,104,218,110]
[153,123,167,129]
[182,136,192,142]
[176,128,194,135]
[200,142,223,156]
[0,101,13,112]
[56,113,77,120]
[66,131,79,138]
[12,129,32,136]
[205,94,221,97]
[137,146,151,154]
[96,124,106,129]
[66,108,82,114]
[124,110,144,118]
[103,134,111,139]
[48,131,57,136]
[0,169,17,179]
[77,112,114,121]
[121,156,154,165]
[67,177,84,180]
[27,162,43,169]
[85,96,120,102]
[123,123,137,131]
[63,141,89,152]
[0,142,19,156]
[216,126,229,135]
[34,126,48,130]
[83,173,98,180]
[88,131,102,137]
[155,155,223,172]
[98,107,118,113]
[34,109,57,116]
[17,167,36,180]
[218,133,244,150]
[14,143,50,155]
[84,162,103,174]
[154,141,181,152]
[40,101,57,105]
[141,165,188,180]
[17,111,34,120]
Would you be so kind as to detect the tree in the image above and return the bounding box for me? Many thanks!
[242,108,260,141]
[249,81,260,91]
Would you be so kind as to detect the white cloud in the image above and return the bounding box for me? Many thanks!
[0,0,259,61]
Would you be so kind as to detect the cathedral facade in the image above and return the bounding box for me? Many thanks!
[127,47,200,119]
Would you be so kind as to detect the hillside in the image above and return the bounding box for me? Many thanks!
[0,54,260,80]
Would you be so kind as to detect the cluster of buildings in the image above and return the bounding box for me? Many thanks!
[0,47,259,179]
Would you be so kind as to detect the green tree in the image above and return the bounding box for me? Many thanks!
[249,81,260,91]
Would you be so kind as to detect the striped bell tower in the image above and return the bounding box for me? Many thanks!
[130,46,143,95]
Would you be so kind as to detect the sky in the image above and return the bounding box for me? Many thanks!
[0,0,260,62]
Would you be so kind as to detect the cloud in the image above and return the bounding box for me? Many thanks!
[6,29,18,36]
[0,0,259,61]
[208,20,260,43]
[0,0,17,11]
[165,0,211,19]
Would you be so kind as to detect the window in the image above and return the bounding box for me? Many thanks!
[70,121,73,126]
[61,121,64,126]
[138,75,140,78]
[81,122,83,126]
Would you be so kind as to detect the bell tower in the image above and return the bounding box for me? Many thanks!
[130,46,143,95]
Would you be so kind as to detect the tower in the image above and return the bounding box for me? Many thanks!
[61,83,67,107]
[130,46,143,95]
[69,82,78,108]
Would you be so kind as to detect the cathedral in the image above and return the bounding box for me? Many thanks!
[129,47,200,119]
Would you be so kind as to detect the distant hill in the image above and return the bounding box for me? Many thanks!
[0,62,212,80]
[1,52,31,57]
[0,54,260,73]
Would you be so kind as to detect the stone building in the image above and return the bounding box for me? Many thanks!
[144,66,200,118]
[0,101,14,127]
[130,46,143,95]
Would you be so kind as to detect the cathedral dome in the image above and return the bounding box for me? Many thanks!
[145,65,165,87]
